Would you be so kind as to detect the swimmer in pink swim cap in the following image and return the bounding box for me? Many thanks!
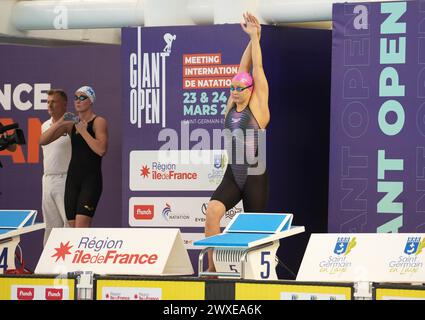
[204,12,271,275]
[231,71,253,90]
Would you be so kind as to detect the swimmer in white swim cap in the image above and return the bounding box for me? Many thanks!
[39,85,109,228]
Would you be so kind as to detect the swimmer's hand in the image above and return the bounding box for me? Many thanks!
[242,12,261,39]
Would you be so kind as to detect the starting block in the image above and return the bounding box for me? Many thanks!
[0,210,45,273]
[194,212,304,280]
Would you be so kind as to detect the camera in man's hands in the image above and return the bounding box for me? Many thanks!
[0,122,26,152]
[0,122,26,168]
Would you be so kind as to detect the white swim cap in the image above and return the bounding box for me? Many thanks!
[76,86,96,103]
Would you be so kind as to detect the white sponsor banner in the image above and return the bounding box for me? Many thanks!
[102,287,162,300]
[11,285,69,300]
[129,150,227,191]
[129,197,243,227]
[35,228,193,276]
[297,234,425,283]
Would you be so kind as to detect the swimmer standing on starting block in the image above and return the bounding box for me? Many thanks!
[204,13,270,273]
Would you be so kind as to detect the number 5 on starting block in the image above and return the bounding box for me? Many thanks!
[194,212,305,280]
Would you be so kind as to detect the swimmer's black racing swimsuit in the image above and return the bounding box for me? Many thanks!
[65,117,103,219]
[211,104,269,211]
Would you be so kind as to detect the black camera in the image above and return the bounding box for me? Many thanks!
[0,122,26,152]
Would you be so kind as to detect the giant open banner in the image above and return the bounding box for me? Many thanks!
[121,25,251,237]
[329,0,425,232]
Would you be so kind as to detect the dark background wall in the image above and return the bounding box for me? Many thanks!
[262,27,331,278]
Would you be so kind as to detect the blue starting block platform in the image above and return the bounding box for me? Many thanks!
[0,210,45,273]
[194,212,304,280]
[0,210,38,237]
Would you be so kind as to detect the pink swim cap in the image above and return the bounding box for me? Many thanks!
[231,72,253,89]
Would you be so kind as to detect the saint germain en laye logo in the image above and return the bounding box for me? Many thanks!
[209,153,227,185]
[129,29,176,128]
[388,237,425,275]
[213,154,226,169]
[334,237,356,256]
[319,237,357,275]
[404,237,425,256]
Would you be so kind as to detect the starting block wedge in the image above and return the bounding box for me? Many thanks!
[0,210,45,273]
[194,212,304,280]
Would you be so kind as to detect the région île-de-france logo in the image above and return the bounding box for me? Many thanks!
[333,237,356,256]
[51,241,73,262]
[139,162,197,181]
[404,237,425,256]
[140,165,150,178]
[49,237,158,265]
[129,29,176,128]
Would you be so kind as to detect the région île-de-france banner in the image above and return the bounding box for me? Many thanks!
[121,25,247,230]
[35,228,193,275]
[329,1,425,233]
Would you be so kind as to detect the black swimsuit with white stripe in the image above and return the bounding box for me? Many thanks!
[211,104,269,212]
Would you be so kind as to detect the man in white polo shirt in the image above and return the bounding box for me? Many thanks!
[40,89,71,246]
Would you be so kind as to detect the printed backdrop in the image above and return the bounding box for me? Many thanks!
[121,25,248,237]
[0,44,122,270]
[122,25,332,277]
[0,24,331,277]
[330,0,425,232]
